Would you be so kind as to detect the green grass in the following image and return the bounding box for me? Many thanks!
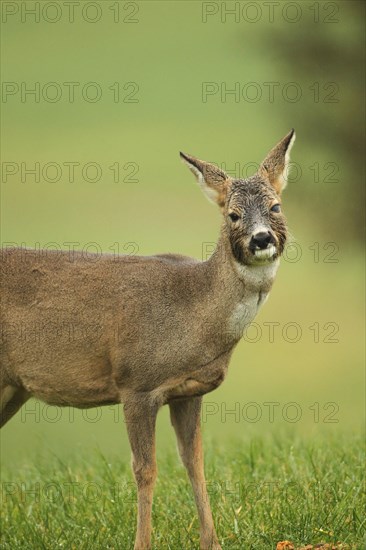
[1,432,364,549]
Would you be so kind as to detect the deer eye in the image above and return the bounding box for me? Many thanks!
[229,212,240,222]
[270,204,281,213]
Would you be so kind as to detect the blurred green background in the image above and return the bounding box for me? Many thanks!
[0,1,364,468]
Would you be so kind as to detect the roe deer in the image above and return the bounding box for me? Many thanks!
[0,130,296,549]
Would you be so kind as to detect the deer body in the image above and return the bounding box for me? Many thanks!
[0,130,295,549]
[1,234,276,407]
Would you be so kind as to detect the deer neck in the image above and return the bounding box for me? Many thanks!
[205,224,280,341]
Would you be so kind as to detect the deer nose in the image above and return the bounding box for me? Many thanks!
[251,231,274,250]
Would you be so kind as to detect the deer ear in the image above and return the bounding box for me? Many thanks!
[259,129,296,194]
[180,152,230,208]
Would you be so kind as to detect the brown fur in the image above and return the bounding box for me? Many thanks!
[0,130,295,550]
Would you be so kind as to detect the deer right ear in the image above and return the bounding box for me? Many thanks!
[180,152,230,208]
[258,129,296,195]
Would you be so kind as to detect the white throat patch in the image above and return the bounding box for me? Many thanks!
[233,257,280,283]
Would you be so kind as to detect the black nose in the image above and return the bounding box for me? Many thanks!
[250,231,274,250]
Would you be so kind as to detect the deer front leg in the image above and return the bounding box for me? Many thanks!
[169,396,222,550]
[123,395,159,550]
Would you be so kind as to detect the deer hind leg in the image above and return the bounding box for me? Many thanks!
[123,394,159,550]
[0,385,30,428]
[169,396,222,550]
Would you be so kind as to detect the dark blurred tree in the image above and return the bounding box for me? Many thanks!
[248,1,365,244]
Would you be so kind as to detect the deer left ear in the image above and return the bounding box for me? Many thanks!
[180,152,230,209]
[259,129,296,194]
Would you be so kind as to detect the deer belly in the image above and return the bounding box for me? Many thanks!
[18,357,120,408]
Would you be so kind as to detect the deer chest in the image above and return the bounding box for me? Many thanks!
[227,290,269,340]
